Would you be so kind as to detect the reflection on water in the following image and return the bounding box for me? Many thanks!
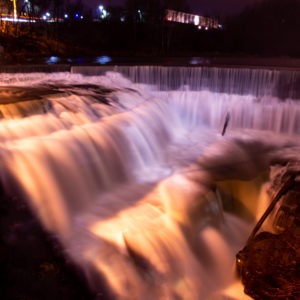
[0,71,299,299]
[95,56,113,65]
[46,56,61,65]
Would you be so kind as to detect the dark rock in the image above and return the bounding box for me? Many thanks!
[0,186,104,300]
[236,163,300,299]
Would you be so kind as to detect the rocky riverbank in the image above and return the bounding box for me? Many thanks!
[237,162,300,299]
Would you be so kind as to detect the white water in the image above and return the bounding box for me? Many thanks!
[0,70,299,300]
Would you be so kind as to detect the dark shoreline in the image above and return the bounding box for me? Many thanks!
[1,56,300,72]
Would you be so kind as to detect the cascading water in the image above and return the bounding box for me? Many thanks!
[0,67,299,300]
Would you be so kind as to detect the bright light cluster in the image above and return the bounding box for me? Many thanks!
[99,4,109,19]
[1,17,36,22]
[166,9,221,30]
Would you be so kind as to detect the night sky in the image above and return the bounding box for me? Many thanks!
[84,0,261,16]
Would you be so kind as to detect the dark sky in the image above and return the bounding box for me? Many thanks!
[84,0,261,16]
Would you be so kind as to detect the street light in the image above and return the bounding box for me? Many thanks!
[10,0,17,20]
[99,5,108,19]
[138,9,142,21]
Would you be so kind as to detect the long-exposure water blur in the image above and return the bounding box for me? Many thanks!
[0,66,299,299]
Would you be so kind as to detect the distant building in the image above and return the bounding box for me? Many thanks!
[165,9,219,30]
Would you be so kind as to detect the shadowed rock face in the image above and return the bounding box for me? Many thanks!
[0,87,63,104]
[0,85,115,119]
[0,85,115,104]
[236,164,300,300]
[0,188,106,300]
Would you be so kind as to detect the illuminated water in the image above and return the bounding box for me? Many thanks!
[0,68,299,300]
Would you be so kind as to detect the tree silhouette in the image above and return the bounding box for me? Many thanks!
[226,0,300,56]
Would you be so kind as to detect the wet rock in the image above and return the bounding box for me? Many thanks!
[236,163,300,299]
[0,188,100,300]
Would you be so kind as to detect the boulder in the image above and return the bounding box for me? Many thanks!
[236,163,300,299]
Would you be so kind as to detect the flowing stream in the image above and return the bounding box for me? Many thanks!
[0,67,299,300]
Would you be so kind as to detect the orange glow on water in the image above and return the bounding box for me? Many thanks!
[1,72,299,299]
[84,174,251,299]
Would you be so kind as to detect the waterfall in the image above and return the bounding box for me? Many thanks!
[0,69,299,300]
[71,65,300,99]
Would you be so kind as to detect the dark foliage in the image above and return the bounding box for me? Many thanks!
[1,0,300,60]
[225,0,300,56]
